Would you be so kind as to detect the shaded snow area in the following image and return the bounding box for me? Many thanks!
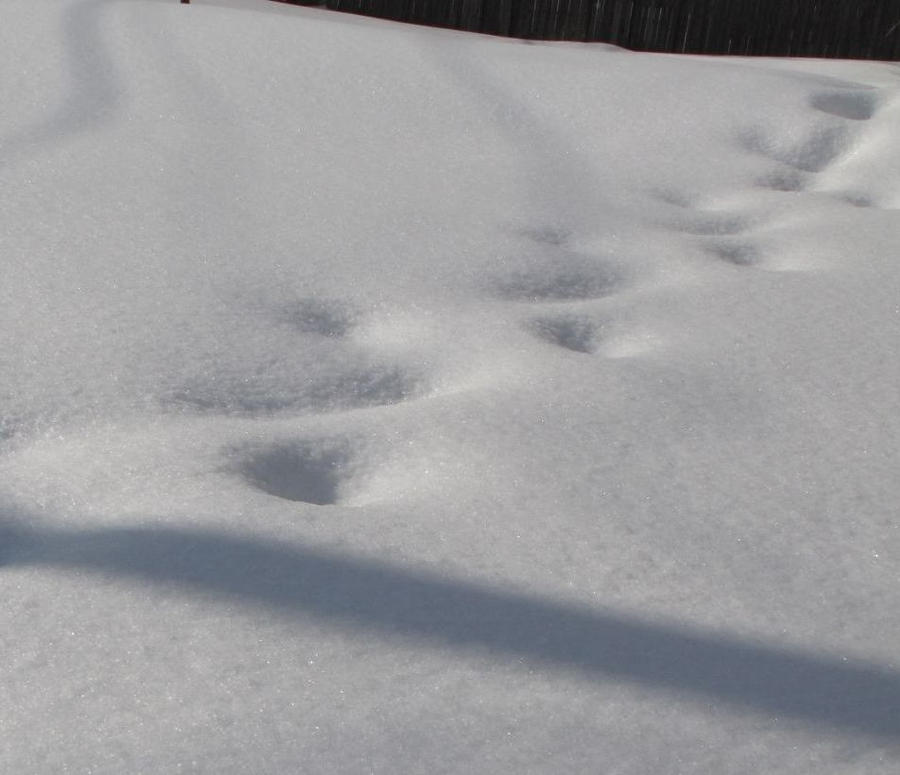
[2,0,900,771]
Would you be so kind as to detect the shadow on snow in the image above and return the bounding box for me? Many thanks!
[1,517,898,740]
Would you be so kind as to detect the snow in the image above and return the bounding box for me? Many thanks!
[1,0,899,771]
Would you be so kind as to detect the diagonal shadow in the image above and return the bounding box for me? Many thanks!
[1,517,898,740]
[0,0,124,168]
[0,0,314,168]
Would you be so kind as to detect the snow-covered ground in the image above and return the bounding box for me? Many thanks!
[2,0,899,771]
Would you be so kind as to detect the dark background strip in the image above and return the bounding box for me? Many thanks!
[269,0,900,60]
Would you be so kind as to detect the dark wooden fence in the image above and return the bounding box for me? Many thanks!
[276,0,900,59]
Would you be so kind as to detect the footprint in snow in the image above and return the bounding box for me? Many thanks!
[653,186,773,271]
[278,297,357,338]
[528,313,604,354]
[706,240,763,267]
[756,168,808,193]
[240,439,355,506]
[652,188,697,209]
[492,224,628,303]
[739,124,853,174]
[491,255,625,303]
[671,213,753,236]
[835,192,876,208]
[166,360,422,417]
[519,225,572,247]
[165,296,427,417]
[754,90,896,207]
[654,190,757,236]
[810,90,881,122]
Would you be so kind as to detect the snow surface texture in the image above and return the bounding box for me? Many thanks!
[1,1,899,772]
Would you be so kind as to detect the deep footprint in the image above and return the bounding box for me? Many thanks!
[672,214,751,236]
[241,440,353,505]
[756,168,807,192]
[166,362,421,417]
[707,241,761,267]
[279,297,356,338]
[521,225,572,246]
[652,188,697,208]
[529,314,603,353]
[492,259,623,302]
[740,125,852,173]
[810,91,880,121]
[836,192,875,208]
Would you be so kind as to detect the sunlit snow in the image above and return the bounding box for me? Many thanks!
[1,1,899,772]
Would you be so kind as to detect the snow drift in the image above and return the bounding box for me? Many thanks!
[1,1,898,772]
